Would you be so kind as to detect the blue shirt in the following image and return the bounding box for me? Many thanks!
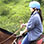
[27,11,43,41]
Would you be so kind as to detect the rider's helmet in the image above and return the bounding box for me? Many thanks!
[29,1,40,9]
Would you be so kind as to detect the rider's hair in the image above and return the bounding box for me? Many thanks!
[31,8,43,22]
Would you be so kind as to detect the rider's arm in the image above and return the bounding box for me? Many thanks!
[23,27,28,33]
[20,27,28,35]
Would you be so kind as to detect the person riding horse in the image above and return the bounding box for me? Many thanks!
[20,1,43,44]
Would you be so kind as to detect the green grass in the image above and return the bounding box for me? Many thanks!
[0,0,44,34]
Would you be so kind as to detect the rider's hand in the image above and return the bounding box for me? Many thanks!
[20,31,24,36]
[20,24,26,28]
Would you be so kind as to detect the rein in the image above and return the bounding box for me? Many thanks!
[0,27,22,44]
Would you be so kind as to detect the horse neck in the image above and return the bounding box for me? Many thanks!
[0,31,16,44]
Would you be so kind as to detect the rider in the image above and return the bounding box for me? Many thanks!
[20,1,43,44]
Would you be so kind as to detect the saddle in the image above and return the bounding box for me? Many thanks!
[30,34,44,44]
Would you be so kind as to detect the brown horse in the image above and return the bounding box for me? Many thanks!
[0,28,16,44]
[0,28,44,44]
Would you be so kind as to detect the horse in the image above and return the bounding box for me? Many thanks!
[13,33,44,44]
[0,28,44,44]
[0,28,16,44]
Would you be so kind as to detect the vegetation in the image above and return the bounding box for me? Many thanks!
[0,0,44,34]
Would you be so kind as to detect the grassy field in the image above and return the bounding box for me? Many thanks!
[0,0,44,34]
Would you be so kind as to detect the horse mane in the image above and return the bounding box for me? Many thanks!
[0,28,14,35]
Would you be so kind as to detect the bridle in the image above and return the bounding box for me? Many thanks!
[0,27,22,44]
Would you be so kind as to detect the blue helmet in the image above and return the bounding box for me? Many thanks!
[29,1,40,9]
